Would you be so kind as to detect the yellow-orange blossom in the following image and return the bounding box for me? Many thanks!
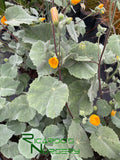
[89,114,100,126]
[48,57,59,69]
[111,110,116,116]
[1,16,7,25]
[98,4,104,9]
[71,0,81,5]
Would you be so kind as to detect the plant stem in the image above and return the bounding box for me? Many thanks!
[52,24,62,81]
[98,0,117,99]
[51,0,73,119]
[66,103,73,119]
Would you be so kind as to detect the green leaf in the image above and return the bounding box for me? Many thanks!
[13,155,30,160]
[83,121,98,134]
[1,142,19,158]
[18,129,44,159]
[0,77,19,96]
[7,120,26,135]
[66,21,78,42]
[88,75,99,103]
[5,5,37,26]
[65,59,97,79]
[0,97,6,110]
[27,76,69,118]
[96,99,112,117]
[22,23,53,44]
[0,124,14,147]
[8,95,36,122]
[69,154,83,160]
[68,120,93,159]
[111,112,120,129]
[114,91,120,107]
[0,106,9,122]
[0,62,18,78]
[71,41,99,62]
[90,126,120,159]
[106,34,120,57]
[28,113,43,127]
[75,18,85,36]
[43,124,65,141]
[46,143,69,160]
[68,80,93,117]
[29,40,54,77]
[9,54,23,66]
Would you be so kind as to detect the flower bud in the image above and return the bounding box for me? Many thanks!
[93,106,97,111]
[58,13,64,21]
[50,7,59,26]
[79,42,86,50]
[4,58,8,62]
[66,17,73,25]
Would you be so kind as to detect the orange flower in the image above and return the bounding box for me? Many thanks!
[71,0,81,5]
[98,4,104,9]
[116,56,119,60]
[89,114,100,126]
[1,16,7,25]
[39,17,46,22]
[50,7,59,26]
[111,110,116,116]
[48,57,59,69]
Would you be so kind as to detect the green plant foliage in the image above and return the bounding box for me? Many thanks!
[29,40,54,77]
[106,34,120,57]
[96,99,112,117]
[22,23,53,44]
[68,120,93,159]
[0,142,19,158]
[18,128,44,159]
[9,54,23,66]
[68,80,93,117]
[8,95,36,122]
[0,62,18,78]
[27,76,69,118]
[0,124,14,147]
[65,59,97,79]
[111,112,120,129]
[46,143,69,160]
[66,21,78,42]
[13,155,30,160]
[0,1,120,159]
[0,97,6,109]
[90,126,120,159]
[7,120,26,135]
[114,90,120,107]
[28,113,43,127]
[83,121,98,134]
[0,106,9,122]
[88,75,99,103]
[0,77,19,96]
[69,154,83,160]
[43,124,65,141]
[5,5,38,26]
